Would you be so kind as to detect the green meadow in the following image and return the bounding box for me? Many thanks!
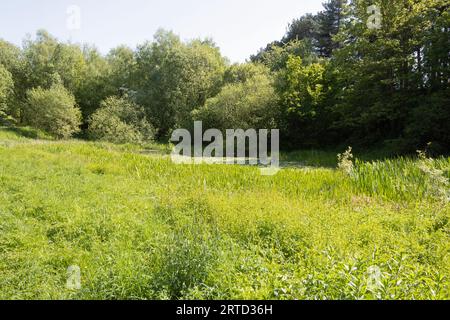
[0,126,449,300]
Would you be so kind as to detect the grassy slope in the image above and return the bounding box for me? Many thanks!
[0,127,449,300]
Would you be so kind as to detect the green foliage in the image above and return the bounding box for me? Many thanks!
[0,0,448,301]
[283,14,319,44]
[281,56,326,119]
[24,83,81,139]
[275,55,331,147]
[404,92,450,152]
[0,64,14,117]
[254,1,346,61]
[22,30,86,93]
[253,40,318,71]
[134,30,226,137]
[0,40,22,73]
[328,0,450,148]
[106,46,136,91]
[223,63,269,84]
[315,0,347,57]
[0,40,25,117]
[88,96,154,144]
[3,3,449,151]
[76,46,114,119]
[251,0,450,151]
[193,63,279,130]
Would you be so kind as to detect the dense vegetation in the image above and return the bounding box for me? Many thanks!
[0,0,448,154]
[0,127,448,299]
[0,0,449,300]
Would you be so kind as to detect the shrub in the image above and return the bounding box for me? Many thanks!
[192,65,279,131]
[24,83,81,139]
[88,96,154,144]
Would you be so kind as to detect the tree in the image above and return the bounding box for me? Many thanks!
[0,3,447,154]
[24,82,81,138]
[0,40,23,89]
[223,63,270,84]
[329,0,449,149]
[193,63,279,131]
[252,40,318,71]
[76,45,113,120]
[276,56,329,147]
[21,30,89,122]
[404,91,450,154]
[253,1,348,62]
[0,40,22,72]
[315,0,347,57]
[280,56,326,119]
[0,64,14,118]
[283,14,319,44]
[107,45,136,93]
[134,30,226,137]
[0,40,26,120]
[22,30,59,89]
[88,95,154,144]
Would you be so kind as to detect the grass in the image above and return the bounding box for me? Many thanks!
[0,126,53,145]
[0,127,449,300]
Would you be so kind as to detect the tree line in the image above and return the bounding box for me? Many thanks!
[0,0,448,154]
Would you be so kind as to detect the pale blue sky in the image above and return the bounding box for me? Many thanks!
[0,0,323,62]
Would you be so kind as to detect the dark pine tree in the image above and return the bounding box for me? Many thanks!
[316,0,346,57]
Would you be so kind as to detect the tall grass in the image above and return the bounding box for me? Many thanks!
[0,128,449,300]
[352,157,450,202]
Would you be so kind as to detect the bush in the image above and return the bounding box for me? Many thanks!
[88,96,154,144]
[192,64,279,130]
[24,84,81,139]
[0,64,14,118]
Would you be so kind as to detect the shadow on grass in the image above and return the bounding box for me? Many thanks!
[281,149,338,168]
[0,125,53,140]
[280,146,437,169]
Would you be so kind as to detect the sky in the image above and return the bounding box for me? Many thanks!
[0,0,323,63]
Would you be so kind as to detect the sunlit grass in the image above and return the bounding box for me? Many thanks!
[0,127,449,299]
